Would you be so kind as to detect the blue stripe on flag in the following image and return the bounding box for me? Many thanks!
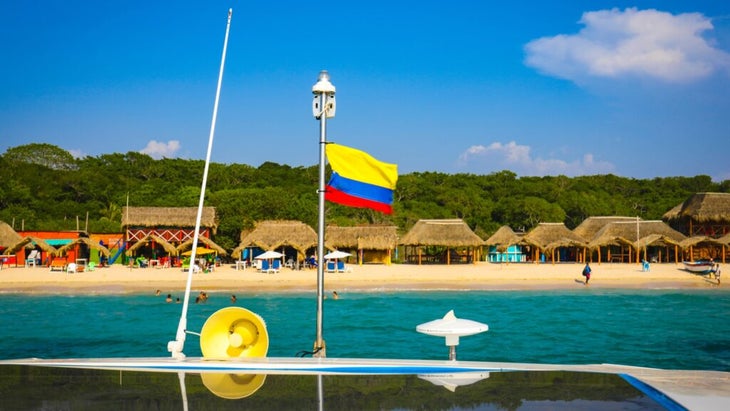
[328,173,393,205]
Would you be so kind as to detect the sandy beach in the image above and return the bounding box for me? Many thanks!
[0,261,722,294]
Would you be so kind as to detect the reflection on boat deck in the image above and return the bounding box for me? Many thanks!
[1,358,728,410]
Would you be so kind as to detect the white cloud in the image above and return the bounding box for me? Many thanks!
[524,8,730,83]
[140,140,181,159]
[68,149,85,159]
[457,141,615,176]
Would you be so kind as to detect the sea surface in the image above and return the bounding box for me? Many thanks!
[1,289,729,371]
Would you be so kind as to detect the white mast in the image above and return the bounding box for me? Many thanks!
[168,8,233,359]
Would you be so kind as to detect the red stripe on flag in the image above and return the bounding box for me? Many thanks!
[325,186,393,214]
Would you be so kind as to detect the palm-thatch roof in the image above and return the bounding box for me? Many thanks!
[636,234,683,249]
[177,236,227,256]
[121,207,217,231]
[663,192,730,223]
[573,216,639,242]
[589,220,686,249]
[398,219,484,247]
[717,232,730,246]
[125,233,179,256]
[325,226,398,250]
[0,221,23,249]
[53,237,111,257]
[522,223,586,251]
[3,236,57,254]
[233,220,318,258]
[484,225,523,252]
[678,235,724,249]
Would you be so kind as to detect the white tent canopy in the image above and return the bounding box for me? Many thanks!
[324,250,351,260]
[254,250,284,260]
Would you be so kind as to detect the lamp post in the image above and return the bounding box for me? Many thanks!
[312,70,336,358]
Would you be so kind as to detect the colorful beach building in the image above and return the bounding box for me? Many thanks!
[121,206,219,266]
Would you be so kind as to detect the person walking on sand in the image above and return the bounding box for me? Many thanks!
[582,263,592,285]
[713,263,721,285]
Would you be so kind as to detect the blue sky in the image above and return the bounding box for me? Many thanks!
[2,1,729,181]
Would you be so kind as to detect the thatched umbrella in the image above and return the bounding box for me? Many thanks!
[663,192,730,237]
[53,237,111,258]
[484,225,523,252]
[522,223,587,264]
[573,216,638,243]
[325,225,398,264]
[125,233,179,257]
[399,219,484,265]
[590,220,685,263]
[177,236,227,256]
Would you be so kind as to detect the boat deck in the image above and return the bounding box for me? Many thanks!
[2,357,728,410]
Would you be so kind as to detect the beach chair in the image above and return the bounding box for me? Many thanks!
[25,250,40,267]
[49,258,67,272]
[271,259,281,273]
[261,260,270,273]
[337,260,346,273]
[326,261,336,273]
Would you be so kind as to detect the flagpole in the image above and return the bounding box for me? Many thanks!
[168,8,232,359]
[312,70,336,358]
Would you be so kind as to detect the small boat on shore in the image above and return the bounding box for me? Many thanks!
[682,260,715,274]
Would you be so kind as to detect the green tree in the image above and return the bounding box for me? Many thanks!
[3,143,77,170]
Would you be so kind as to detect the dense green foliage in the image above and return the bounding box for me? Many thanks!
[1,144,727,249]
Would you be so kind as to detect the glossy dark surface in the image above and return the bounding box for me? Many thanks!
[0,365,672,410]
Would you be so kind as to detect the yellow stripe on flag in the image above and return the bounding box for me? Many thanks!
[326,144,398,189]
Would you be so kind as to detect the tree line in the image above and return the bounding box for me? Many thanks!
[1,143,728,251]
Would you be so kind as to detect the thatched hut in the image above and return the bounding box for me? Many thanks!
[325,225,398,264]
[53,237,111,258]
[0,221,23,250]
[398,219,484,265]
[233,220,318,263]
[121,206,217,244]
[663,192,730,238]
[679,236,725,263]
[3,236,57,255]
[1,221,56,266]
[717,232,730,263]
[573,216,638,243]
[589,220,685,263]
[522,223,587,264]
[484,225,525,262]
[485,226,522,251]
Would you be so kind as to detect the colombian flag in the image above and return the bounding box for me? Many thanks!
[325,144,398,214]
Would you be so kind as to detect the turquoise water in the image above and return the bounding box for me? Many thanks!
[1,289,729,371]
